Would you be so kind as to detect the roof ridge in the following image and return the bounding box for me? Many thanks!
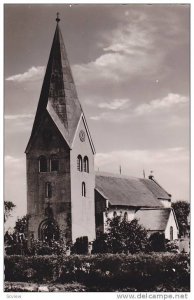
[95,171,139,180]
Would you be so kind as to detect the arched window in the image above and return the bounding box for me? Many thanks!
[50,155,59,172]
[170,226,173,241]
[82,182,86,197]
[113,211,117,218]
[77,155,82,171]
[124,212,128,221]
[39,156,47,172]
[45,182,52,198]
[83,156,89,173]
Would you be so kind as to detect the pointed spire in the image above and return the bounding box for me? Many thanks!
[56,12,60,23]
[26,15,83,152]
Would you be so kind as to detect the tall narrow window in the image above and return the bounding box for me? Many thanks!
[82,182,86,197]
[113,211,117,218]
[50,155,59,172]
[124,212,128,221]
[77,155,82,171]
[45,182,52,198]
[39,156,47,172]
[170,226,173,241]
[83,156,89,173]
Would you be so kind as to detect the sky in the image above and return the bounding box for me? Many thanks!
[4,4,190,229]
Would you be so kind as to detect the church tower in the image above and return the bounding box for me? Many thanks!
[25,14,96,243]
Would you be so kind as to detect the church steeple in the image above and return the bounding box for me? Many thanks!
[26,14,96,243]
[26,14,83,152]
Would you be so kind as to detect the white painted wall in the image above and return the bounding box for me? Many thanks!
[160,199,171,208]
[70,115,96,242]
[164,210,179,240]
[103,208,136,233]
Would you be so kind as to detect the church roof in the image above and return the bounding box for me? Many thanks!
[135,208,171,231]
[26,17,85,152]
[95,172,169,208]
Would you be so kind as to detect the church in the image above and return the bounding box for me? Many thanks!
[25,15,179,244]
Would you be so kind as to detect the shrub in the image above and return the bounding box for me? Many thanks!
[149,232,166,252]
[71,236,88,254]
[4,253,190,291]
[92,233,109,254]
[165,240,179,253]
[93,217,150,254]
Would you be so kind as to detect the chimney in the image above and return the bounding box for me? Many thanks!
[149,170,154,180]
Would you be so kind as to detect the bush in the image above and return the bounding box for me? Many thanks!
[92,233,109,254]
[165,240,179,253]
[94,217,150,254]
[4,253,190,291]
[5,237,67,256]
[149,232,166,252]
[71,236,88,254]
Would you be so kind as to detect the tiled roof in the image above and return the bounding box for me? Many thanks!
[95,172,165,207]
[26,22,85,152]
[140,178,170,200]
[135,208,171,231]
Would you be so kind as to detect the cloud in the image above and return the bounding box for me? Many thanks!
[6,66,45,83]
[98,98,130,110]
[95,147,189,201]
[90,93,188,123]
[5,113,34,133]
[134,93,189,116]
[5,114,34,120]
[95,147,189,168]
[90,111,130,123]
[5,155,23,165]
[72,16,163,87]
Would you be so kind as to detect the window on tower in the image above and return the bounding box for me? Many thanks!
[45,182,52,198]
[82,182,86,197]
[77,155,82,172]
[39,156,47,172]
[50,155,59,172]
[83,156,89,173]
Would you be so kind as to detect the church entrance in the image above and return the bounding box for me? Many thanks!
[38,218,60,243]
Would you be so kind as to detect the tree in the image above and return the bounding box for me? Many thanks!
[172,201,190,237]
[4,201,16,223]
[149,232,166,252]
[14,215,30,236]
[93,215,150,254]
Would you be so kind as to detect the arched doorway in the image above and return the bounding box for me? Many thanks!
[38,218,60,243]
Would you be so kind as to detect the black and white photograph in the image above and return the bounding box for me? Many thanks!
[4,3,190,295]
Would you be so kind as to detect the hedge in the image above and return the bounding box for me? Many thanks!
[4,253,190,291]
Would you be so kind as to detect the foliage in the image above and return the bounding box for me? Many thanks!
[92,232,109,254]
[149,232,166,252]
[165,240,179,253]
[172,201,190,237]
[14,215,30,235]
[4,253,190,291]
[71,236,89,254]
[93,216,150,254]
[4,282,86,292]
[29,239,66,256]
[4,235,67,256]
[4,201,16,223]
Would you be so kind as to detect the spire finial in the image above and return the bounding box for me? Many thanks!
[56,12,60,23]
